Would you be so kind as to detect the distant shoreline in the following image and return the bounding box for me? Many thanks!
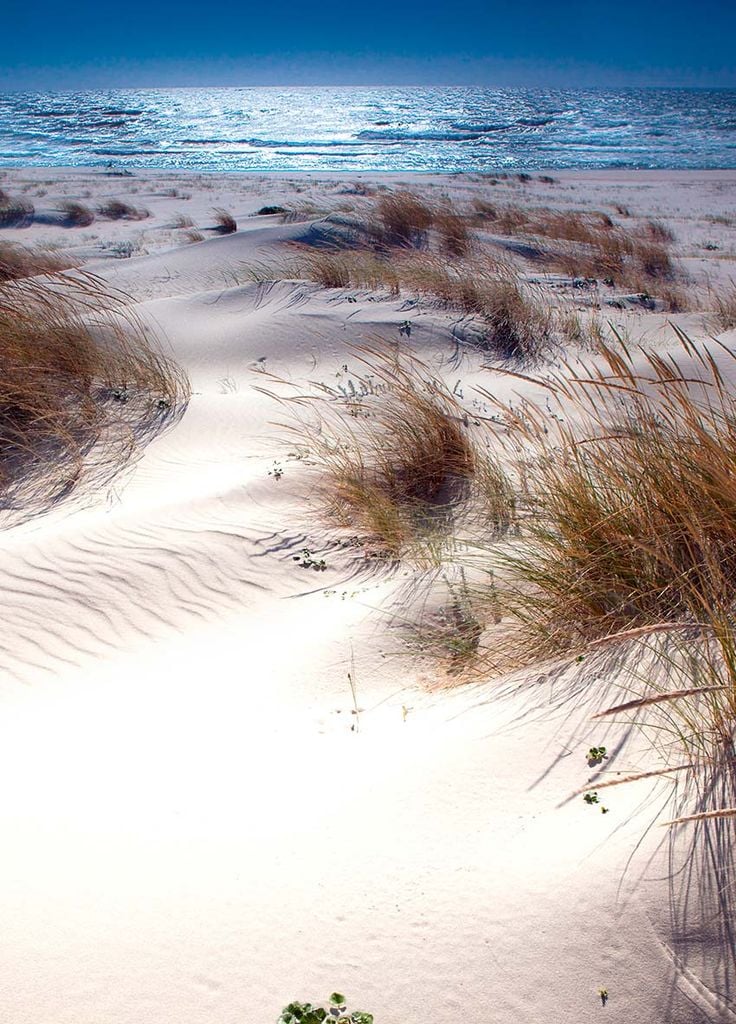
[5,166,736,180]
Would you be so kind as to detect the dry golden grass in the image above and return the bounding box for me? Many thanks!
[370,190,434,249]
[408,260,554,361]
[293,250,399,293]
[712,282,736,332]
[641,218,676,244]
[471,201,678,295]
[96,198,149,221]
[57,200,95,227]
[171,212,194,229]
[0,241,75,282]
[486,330,736,659]
[556,308,607,348]
[433,206,473,257]
[0,270,189,524]
[263,344,489,558]
[284,249,555,363]
[346,190,473,256]
[213,208,237,234]
[0,190,34,227]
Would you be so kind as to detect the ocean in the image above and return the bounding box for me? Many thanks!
[1,86,735,172]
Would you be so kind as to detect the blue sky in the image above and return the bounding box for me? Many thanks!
[2,0,735,89]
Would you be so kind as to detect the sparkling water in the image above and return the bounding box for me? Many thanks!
[1,86,734,171]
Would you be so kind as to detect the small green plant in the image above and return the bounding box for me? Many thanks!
[269,461,284,481]
[598,987,609,1006]
[278,993,373,1024]
[584,792,609,813]
[293,548,328,571]
[586,746,608,767]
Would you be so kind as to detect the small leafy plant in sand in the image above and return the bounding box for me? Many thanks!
[293,548,328,572]
[278,993,373,1024]
[586,746,608,767]
[257,204,287,216]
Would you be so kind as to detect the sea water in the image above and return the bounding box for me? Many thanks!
[1,86,734,172]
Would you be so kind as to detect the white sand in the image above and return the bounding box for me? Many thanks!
[1,167,735,1023]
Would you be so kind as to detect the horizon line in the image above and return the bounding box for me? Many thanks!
[2,82,735,92]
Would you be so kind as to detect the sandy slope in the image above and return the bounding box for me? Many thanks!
[0,169,735,1024]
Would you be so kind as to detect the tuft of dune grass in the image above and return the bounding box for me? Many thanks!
[0,269,189,524]
[212,208,237,234]
[370,190,435,249]
[0,190,34,227]
[485,329,736,656]
[0,241,75,282]
[286,249,554,363]
[57,200,95,227]
[171,212,194,229]
[642,218,676,244]
[262,344,493,559]
[471,201,679,296]
[96,198,149,221]
[712,282,736,332]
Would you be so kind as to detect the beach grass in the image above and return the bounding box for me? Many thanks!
[96,198,149,221]
[261,344,490,559]
[0,240,75,281]
[213,208,237,234]
[57,199,95,227]
[0,266,189,524]
[0,190,34,227]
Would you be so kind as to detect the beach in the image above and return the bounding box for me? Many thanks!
[1,165,736,1023]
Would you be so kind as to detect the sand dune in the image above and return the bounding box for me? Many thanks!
[0,168,735,1023]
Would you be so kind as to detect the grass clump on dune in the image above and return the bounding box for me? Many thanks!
[213,208,237,234]
[57,200,95,227]
[492,330,736,656]
[292,250,400,293]
[471,201,679,297]
[396,257,553,361]
[0,241,75,282]
[264,345,489,559]
[0,268,189,524]
[357,189,472,256]
[96,198,149,221]
[0,189,34,227]
[712,282,736,332]
[370,190,435,249]
[287,249,554,363]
